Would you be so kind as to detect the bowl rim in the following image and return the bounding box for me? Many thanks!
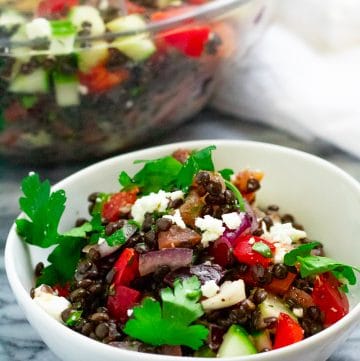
[5,139,360,360]
[1,0,253,50]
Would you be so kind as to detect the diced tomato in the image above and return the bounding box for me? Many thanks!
[53,283,70,298]
[233,235,275,267]
[37,0,78,17]
[265,272,297,295]
[4,101,27,122]
[126,0,146,14]
[101,188,138,222]
[188,0,208,4]
[157,26,211,58]
[113,248,139,287]
[79,66,129,93]
[273,313,304,349]
[107,285,141,322]
[312,273,349,327]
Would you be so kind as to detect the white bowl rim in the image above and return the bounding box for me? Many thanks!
[5,139,360,360]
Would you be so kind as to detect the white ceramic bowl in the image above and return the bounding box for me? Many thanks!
[5,140,360,361]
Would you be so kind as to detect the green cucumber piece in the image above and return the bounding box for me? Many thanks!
[50,20,76,37]
[112,34,156,62]
[9,68,49,93]
[258,294,296,321]
[69,6,105,36]
[77,41,109,73]
[53,72,80,107]
[251,330,272,352]
[106,14,147,33]
[217,325,257,358]
[194,347,216,358]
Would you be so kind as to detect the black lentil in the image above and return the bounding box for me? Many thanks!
[246,178,261,193]
[34,262,44,277]
[156,217,172,232]
[272,264,289,280]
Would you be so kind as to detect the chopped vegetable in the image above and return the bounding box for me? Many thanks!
[252,241,273,258]
[273,313,304,349]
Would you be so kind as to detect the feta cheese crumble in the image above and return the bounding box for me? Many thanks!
[131,190,184,224]
[195,215,225,247]
[201,280,220,298]
[25,18,51,40]
[33,285,70,322]
[201,280,246,311]
[222,212,243,230]
[164,209,186,229]
[293,307,304,318]
[268,222,307,245]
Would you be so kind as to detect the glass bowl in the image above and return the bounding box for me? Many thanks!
[0,0,272,163]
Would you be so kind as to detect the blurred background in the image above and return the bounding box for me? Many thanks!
[0,0,359,359]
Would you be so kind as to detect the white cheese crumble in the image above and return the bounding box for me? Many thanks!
[25,18,51,40]
[222,212,243,230]
[201,280,220,298]
[163,209,186,229]
[97,237,106,245]
[195,215,225,248]
[131,190,184,224]
[273,242,294,264]
[127,308,134,317]
[201,280,246,311]
[267,223,307,245]
[33,285,70,322]
[293,307,304,318]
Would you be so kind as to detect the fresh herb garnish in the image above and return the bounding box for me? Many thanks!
[124,276,208,349]
[224,179,245,211]
[119,146,216,194]
[284,242,360,285]
[219,168,234,181]
[252,242,272,258]
[16,173,88,286]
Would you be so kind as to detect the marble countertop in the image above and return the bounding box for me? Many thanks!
[1,109,359,361]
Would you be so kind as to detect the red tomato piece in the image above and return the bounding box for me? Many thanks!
[53,283,70,298]
[37,0,78,17]
[4,101,27,122]
[101,188,138,222]
[312,273,349,327]
[233,235,275,267]
[126,0,146,14]
[79,66,129,93]
[113,248,139,287]
[273,313,304,349]
[158,26,211,58]
[265,272,297,295]
[107,285,141,322]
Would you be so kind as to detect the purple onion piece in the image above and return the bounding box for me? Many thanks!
[209,324,225,350]
[139,248,193,276]
[164,263,224,286]
[245,201,259,233]
[222,212,252,245]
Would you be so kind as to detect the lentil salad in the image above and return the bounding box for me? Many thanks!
[0,0,255,162]
[16,145,360,357]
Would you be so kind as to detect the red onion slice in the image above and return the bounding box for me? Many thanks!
[139,248,193,276]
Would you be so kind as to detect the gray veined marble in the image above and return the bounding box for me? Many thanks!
[0,109,359,361]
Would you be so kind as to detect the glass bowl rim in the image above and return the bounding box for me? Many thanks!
[0,0,253,51]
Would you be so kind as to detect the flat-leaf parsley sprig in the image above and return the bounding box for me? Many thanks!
[124,276,209,349]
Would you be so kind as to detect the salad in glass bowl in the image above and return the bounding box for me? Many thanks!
[15,145,360,357]
[0,0,271,163]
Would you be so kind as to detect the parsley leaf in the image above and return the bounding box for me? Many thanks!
[284,242,360,285]
[176,146,216,191]
[119,156,182,194]
[65,310,83,326]
[252,242,272,258]
[16,173,66,248]
[124,276,208,349]
[36,235,87,286]
[284,242,321,266]
[119,146,217,195]
[219,168,234,181]
[16,173,90,286]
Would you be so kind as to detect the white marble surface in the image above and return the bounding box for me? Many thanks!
[0,109,359,361]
